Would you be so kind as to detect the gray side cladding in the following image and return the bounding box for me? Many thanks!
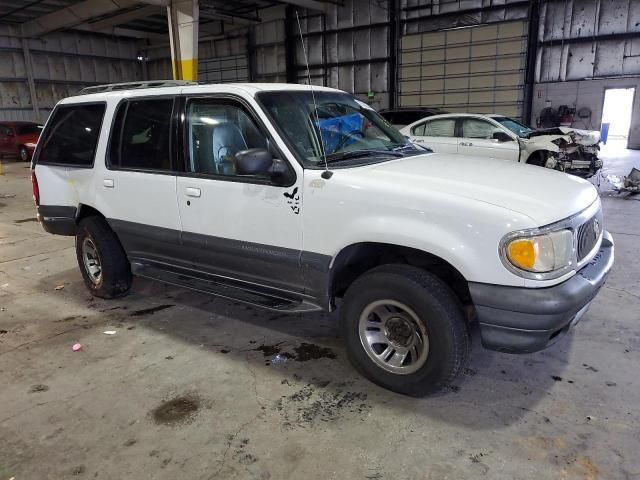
[108,218,333,308]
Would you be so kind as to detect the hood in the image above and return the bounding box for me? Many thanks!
[353,153,598,226]
[528,127,600,146]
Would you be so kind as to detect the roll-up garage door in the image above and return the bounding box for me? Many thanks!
[198,54,249,83]
[398,21,528,119]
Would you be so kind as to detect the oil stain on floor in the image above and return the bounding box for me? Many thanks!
[276,382,370,429]
[151,394,201,426]
[253,342,336,366]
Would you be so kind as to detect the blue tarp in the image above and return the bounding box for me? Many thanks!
[316,113,363,153]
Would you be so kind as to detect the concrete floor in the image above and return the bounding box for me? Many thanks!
[1,152,639,480]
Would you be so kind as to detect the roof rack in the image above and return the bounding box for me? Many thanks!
[78,80,198,95]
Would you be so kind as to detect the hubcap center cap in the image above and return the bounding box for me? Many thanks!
[385,316,414,347]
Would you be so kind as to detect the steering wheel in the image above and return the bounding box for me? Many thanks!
[333,130,365,152]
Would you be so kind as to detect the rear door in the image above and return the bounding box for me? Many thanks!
[176,95,304,292]
[96,96,186,268]
[409,117,458,153]
[34,102,107,209]
[457,117,519,160]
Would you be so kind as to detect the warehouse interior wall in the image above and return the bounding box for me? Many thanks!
[533,0,640,148]
[2,0,639,137]
[0,25,143,123]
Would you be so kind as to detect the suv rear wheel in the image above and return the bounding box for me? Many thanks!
[75,216,132,298]
[340,264,470,396]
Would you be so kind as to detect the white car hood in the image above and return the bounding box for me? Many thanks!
[527,127,601,147]
[357,153,598,226]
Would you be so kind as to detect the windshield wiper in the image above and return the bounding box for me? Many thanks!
[324,149,404,163]
[392,143,431,153]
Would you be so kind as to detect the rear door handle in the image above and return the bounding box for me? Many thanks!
[460,142,473,147]
[103,179,114,188]
[185,187,201,198]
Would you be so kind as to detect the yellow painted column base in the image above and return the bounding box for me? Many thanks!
[172,58,197,81]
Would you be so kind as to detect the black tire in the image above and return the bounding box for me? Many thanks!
[19,146,30,162]
[75,216,132,298]
[340,264,470,396]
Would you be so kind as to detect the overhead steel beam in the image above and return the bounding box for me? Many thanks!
[277,0,329,13]
[21,0,170,37]
[200,9,260,25]
[84,5,163,30]
[74,24,167,39]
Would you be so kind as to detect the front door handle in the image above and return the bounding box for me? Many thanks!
[185,187,201,198]
[103,179,114,188]
[460,142,473,147]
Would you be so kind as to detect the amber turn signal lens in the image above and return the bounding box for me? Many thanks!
[507,239,536,270]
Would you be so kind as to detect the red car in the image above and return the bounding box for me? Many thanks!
[0,121,43,161]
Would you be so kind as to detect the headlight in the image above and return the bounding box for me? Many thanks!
[502,229,574,277]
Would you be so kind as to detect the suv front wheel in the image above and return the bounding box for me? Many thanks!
[340,264,470,396]
[75,216,132,298]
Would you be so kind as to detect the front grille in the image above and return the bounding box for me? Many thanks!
[576,210,603,261]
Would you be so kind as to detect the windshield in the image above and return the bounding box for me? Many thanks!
[257,91,413,167]
[493,117,534,138]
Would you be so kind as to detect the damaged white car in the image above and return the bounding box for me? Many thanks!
[402,113,602,177]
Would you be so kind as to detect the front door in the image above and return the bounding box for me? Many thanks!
[409,117,458,154]
[176,96,304,293]
[457,117,519,160]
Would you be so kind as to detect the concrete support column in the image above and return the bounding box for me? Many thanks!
[167,0,199,81]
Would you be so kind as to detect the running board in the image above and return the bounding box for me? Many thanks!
[131,262,321,313]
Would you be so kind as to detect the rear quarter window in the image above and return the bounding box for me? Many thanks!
[36,103,105,167]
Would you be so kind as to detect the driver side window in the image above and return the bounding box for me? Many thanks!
[186,100,268,177]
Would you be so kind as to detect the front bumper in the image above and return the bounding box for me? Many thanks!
[469,231,614,353]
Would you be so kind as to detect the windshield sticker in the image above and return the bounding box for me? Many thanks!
[283,187,300,214]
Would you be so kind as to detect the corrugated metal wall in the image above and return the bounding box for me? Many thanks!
[0,25,143,123]
[295,0,391,110]
[537,0,640,82]
[253,15,286,83]
[146,29,255,83]
[199,34,249,82]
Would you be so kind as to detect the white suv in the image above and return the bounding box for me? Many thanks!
[32,81,614,396]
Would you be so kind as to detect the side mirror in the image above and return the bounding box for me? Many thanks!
[234,148,292,184]
[235,148,273,175]
[492,131,513,142]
